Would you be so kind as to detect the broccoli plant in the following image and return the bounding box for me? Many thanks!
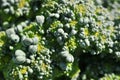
[0,0,120,80]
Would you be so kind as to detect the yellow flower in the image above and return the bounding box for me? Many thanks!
[108,26,114,33]
[20,67,27,74]
[37,44,44,53]
[101,35,106,43]
[75,4,86,15]
[24,78,28,80]
[50,21,61,31]
[41,63,47,71]
[84,28,89,36]
[95,32,99,37]
[18,0,26,8]
[69,21,77,26]
[65,37,77,51]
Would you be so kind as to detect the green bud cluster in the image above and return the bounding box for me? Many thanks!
[0,0,120,80]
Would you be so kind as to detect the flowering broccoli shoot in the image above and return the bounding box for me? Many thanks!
[0,0,120,80]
